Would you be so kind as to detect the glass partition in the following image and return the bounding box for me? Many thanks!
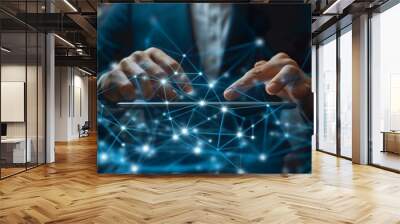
[1,30,28,177]
[0,1,46,179]
[339,27,352,158]
[317,35,337,154]
[370,3,400,171]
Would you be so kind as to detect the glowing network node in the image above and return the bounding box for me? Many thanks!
[174,71,178,75]
[198,100,206,107]
[142,144,150,152]
[207,117,211,121]
[164,101,169,105]
[255,37,265,47]
[133,75,138,78]
[284,133,290,138]
[208,139,213,143]
[172,134,179,141]
[162,112,166,116]
[168,116,173,121]
[251,135,255,140]
[182,53,187,58]
[198,72,203,76]
[193,146,202,155]
[142,75,149,80]
[221,106,228,113]
[259,153,267,161]
[120,125,126,131]
[160,78,167,85]
[131,164,139,173]
[223,72,229,78]
[181,128,189,135]
[237,168,245,174]
[266,104,270,108]
[121,143,126,147]
[208,81,216,88]
[100,153,108,161]
[193,128,199,134]
[236,131,243,138]
[251,124,255,128]
[275,120,281,125]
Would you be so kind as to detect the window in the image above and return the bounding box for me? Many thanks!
[317,36,337,154]
[370,2,400,171]
[339,28,352,158]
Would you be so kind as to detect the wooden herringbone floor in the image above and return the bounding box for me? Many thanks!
[1,135,400,224]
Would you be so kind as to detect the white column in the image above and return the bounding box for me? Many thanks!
[46,32,55,163]
[352,14,369,164]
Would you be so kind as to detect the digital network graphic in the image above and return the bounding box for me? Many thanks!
[97,3,312,174]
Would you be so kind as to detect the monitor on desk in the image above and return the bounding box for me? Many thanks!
[1,123,7,138]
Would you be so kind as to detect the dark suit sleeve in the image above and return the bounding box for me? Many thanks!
[97,4,132,75]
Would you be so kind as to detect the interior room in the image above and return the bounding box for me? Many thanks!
[0,0,400,223]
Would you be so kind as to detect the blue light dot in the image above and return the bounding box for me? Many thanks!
[142,144,150,152]
[259,153,267,161]
[100,153,108,161]
[208,81,216,88]
[255,37,264,47]
[131,164,139,173]
[193,146,201,155]
[181,128,189,135]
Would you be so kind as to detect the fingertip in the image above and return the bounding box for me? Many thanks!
[223,88,237,101]
[266,82,281,95]
[183,84,193,93]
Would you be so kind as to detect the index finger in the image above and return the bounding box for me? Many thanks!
[223,57,297,100]
[146,47,193,93]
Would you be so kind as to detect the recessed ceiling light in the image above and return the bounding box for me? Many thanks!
[54,34,75,48]
[1,47,11,53]
[63,0,78,12]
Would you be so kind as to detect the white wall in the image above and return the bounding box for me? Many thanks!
[54,67,89,141]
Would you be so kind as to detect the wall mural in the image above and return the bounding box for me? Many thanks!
[97,3,313,174]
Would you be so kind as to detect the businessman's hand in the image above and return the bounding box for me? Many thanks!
[98,47,192,103]
[223,52,312,116]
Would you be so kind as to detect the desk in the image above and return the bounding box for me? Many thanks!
[1,138,31,163]
[382,131,400,154]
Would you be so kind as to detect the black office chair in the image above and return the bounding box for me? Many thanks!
[78,121,90,138]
